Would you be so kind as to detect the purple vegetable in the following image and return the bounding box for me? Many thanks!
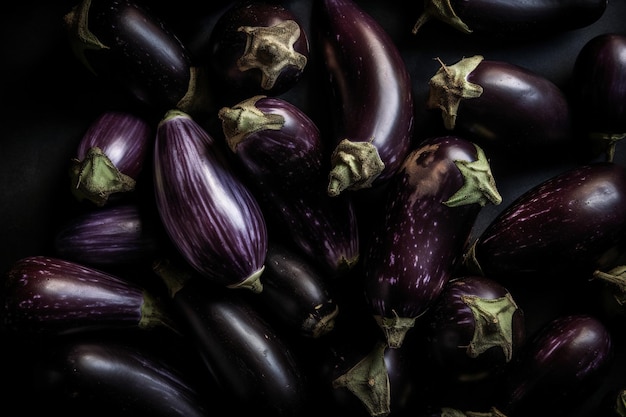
[465,162,626,280]
[412,0,607,36]
[427,55,573,156]
[69,110,152,206]
[218,95,359,275]
[363,135,502,348]
[312,0,415,197]
[572,33,626,161]
[153,109,268,293]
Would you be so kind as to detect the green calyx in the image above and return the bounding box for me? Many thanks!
[328,139,385,197]
[593,265,626,305]
[63,0,109,75]
[412,0,472,35]
[227,265,265,294]
[374,312,416,349]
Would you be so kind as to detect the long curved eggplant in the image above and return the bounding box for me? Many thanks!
[465,162,626,281]
[218,95,359,275]
[2,256,174,334]
[427,55,573,157]
[363,135,502,348]
[572,33,626,161]
[312,0,415,197]
[153,109,268,293]
[412,0,607,37]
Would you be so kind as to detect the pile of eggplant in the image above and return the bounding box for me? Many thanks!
[2,0,626,416]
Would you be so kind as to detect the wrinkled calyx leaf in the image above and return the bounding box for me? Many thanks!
[328,139,385,197]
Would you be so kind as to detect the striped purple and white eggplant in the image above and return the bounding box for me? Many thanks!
[464,162,626,281]
[311,0,415,197]
[69,110,152,206]
[63,0,209,116]
[2,256,174,334]
[572,33,626,161]
[363,135,502,348]
[427,55,573,157]
[153,109,268,293]
[412,0,607,37]
[218,95,359,275]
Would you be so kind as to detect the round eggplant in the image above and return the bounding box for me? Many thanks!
[312,0,415,196]
[427,55,573,157]
[363,135,502,348]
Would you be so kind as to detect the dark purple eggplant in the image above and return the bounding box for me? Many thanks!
[427,55,573,157]
[465,162,626,281]
[218,95,359,275]
[153,109,268,293]
[497,314,613,417]
[63,0,209,115]
[412,0,607,37]
[2,256,174,334]
[206,0,309,105]
[572,33,626,161]
[312,0,415,197]
[426,275,525,383]
[152,257,310,416]
[69,110,152,206]
[363,136,502,348]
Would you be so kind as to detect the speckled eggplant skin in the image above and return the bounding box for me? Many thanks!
[469,162,626,280]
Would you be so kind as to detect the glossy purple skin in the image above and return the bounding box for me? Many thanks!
[153,110,268,289]
[53,204,159,267]
[3,256,147,332]
[312,0,415,185]
[363,136,484,321]
[458,60,572,153]
[573,33,626,134]
[474,162,626,279]
[500,314,613,417]
[75,111,152,180]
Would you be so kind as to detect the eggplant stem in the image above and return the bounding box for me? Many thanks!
[412,0,472,35]
[374,312,416,348]
[328,139,385,197]
[227,265,265,293]
[592,266,626,304]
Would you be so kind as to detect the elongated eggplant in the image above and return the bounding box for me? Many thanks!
[218,95,359,275]
[412,0,607,37]
[2,256,174,334]
[465,162,626,281]
[69,110,152,206]
[152,258,310,416]
[63,0,209,115]
[153,109,268,293]
[427,55,573,157]
[572,33,626,161]
[363,135,502,348]
[312,0,415,197]
[497,314,613,417]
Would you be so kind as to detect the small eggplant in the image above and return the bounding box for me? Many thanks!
[218,95,359,275]
[153,109,268,293]
[497,314,613,417]
[363,135,502,348]
[427,55,573,157]
[412,0,607,37]
[63,0,209,115]
[2,256,174,334]
[206,0,309,105]
[465,162,626,281]
[312,0,415,197]
[69,110,152,206]
[572,33,626,161]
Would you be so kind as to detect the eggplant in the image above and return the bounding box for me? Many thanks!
[497,314,613,417]
[206,0,309,105]
[412,0,607,37]
[363,135,502,348]
[427,55,573,157]
[69,110,152,206]
[465,162,626,281]
[572,33,626,161]
[152,258,311,416]
[312,0,415,197]
[63,0,209,115]
[218,95,359,275]
[153,109,268,293]
[2,256,174,334]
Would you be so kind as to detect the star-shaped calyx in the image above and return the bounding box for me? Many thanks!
[237,20,308,90]
[63,0,109,75]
